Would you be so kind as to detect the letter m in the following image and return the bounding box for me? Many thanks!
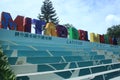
[0,12,24,31]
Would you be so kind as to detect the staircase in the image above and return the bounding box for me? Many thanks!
[0,29,120,80]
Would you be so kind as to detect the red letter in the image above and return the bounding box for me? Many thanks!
[78,30,88,41]
[14,16,24,31]
[100,35,104,43]
[109,37,113,44]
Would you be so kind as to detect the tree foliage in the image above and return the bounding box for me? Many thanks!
[38,0,59,24]
[107,24,120,45]
[64,23,75,29]
[0,48,16,80]
[107,24,120,38]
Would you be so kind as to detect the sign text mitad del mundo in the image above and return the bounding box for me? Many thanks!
[0,12,117,45]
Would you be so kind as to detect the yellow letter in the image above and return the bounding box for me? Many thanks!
[90,33,100,43]
[44,22,57,36]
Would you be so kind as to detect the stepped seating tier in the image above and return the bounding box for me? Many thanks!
[16,62,120,80]
[11,59,112,74]
[0,29,120,80]
[8,55,105,65]
[3,50,98,57]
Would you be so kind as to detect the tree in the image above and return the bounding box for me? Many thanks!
[0,48,16,80]
[38,0,59,24]
[107,25,120,38]
[64,23,75,29]
[107,24,120,44]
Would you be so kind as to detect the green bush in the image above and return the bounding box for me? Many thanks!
[0,49,16,80]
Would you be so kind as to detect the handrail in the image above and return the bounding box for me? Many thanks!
[17,62,120,77]
[65,68,120,80]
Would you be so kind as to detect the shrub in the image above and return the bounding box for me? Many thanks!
[0,49,16,80]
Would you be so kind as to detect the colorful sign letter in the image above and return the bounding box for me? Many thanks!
[56,25,68,38]
[32,19,45,34]
[1,12,17,30]
[44,22,57,36]
[90,33,100,42]
[24,17,31,33]
[68,27,79,40]
[100,35,104,43]
[14,16,24,31]
[78,29,88,41]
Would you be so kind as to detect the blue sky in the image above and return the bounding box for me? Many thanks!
[0,0,120,35]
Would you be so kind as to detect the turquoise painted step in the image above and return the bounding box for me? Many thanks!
[113,51,120,54]
[1,45,67,51]
[3,43,119,52]
[11,59,112,74]
[3,50,98,57]
[50,51,97,56]
[2,45,97,52]
[0,40,63,46]
[3,50,51,57]
[16,68,91,80]
[0,40,97,50]
[91,70,120,80]
[91,63,120,74]
[91,65,107,73]
[16,62,120,80]
[0,40,17,45]
[91,75,104,80]
[8,55,105,65]
[104,70,120,80]
[2,45,33,50]
[3,43,117,52]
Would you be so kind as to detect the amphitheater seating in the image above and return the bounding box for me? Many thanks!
[0,29,120,80]
[11,59,112,74]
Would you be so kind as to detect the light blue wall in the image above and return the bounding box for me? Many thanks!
[0,29,119,48]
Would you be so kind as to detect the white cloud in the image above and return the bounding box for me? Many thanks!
[105,14,120,26]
